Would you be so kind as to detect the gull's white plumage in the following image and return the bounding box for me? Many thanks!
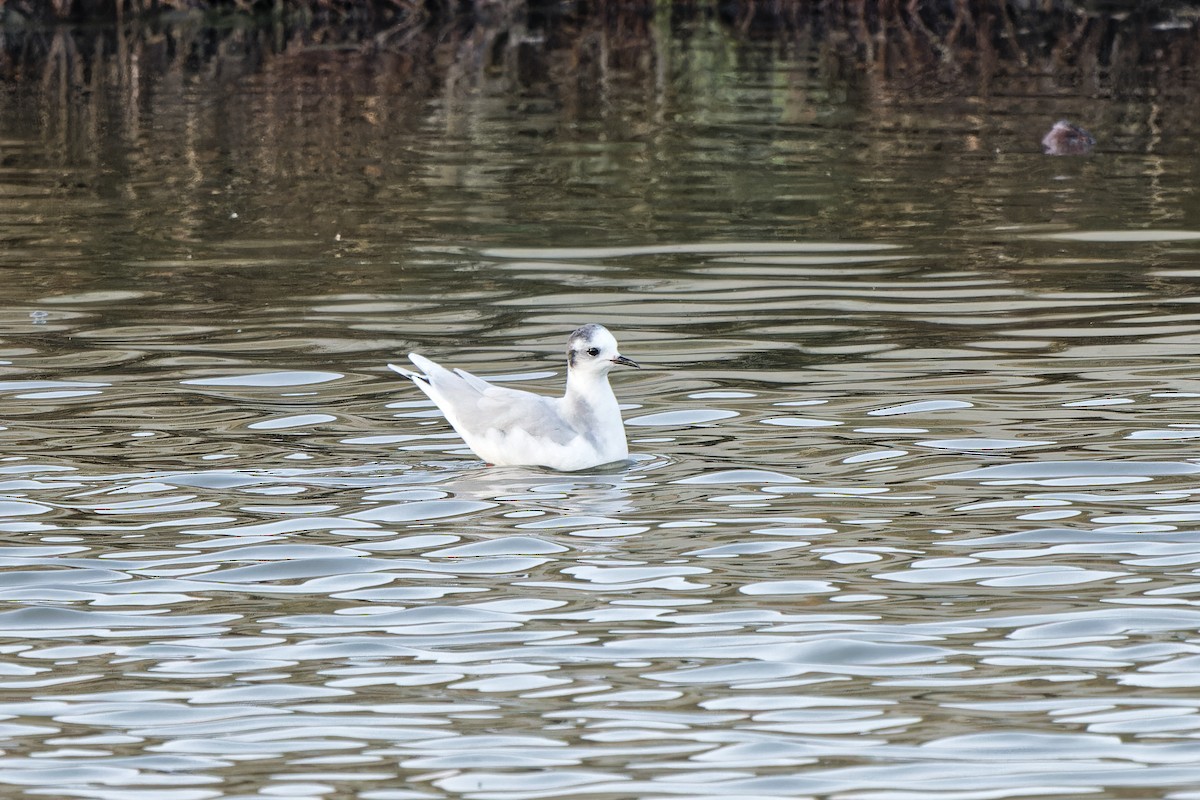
[389,324,639,471]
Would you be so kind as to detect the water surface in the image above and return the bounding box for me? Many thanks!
[2,11,1200,800]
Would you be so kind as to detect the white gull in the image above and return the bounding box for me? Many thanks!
[389,324,640,471]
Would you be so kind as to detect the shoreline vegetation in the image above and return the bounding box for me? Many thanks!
[2,2,1199,81]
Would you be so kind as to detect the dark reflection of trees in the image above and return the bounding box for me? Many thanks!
[2,2,1198,269]
[5,4,1197,158]
[6,2,1200,85]
[6,3,1198,127]
[727,1,1200,78]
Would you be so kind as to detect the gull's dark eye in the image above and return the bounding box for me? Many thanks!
[587,347,600,357]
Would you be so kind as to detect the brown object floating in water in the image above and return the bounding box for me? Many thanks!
[1042,120,1096,155]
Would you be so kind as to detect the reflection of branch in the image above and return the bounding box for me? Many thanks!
[944,0,974,53]
[40,28,68,96]
[1048,9,1093,69]
[905,0,952,65]
[995,2,1027,69]
[373,0,428,50]
[39,30,79,162]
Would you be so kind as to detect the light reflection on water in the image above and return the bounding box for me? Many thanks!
[4,18,1200,800]
[5,328,1200,798]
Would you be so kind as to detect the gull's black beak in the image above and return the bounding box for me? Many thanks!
[612,354,640,369]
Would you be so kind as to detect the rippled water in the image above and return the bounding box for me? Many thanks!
[4,14,1200,800]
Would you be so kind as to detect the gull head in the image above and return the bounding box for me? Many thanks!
[567,324,639,376]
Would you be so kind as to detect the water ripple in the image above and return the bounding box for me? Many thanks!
[4,21,1200,800]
